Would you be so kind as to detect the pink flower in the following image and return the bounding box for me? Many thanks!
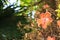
[43,4,50,9]
[36,12,53,29]
[47,36,55,40]
[57,20,60,27]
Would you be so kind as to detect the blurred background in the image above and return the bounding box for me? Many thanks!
[0,0,60,40]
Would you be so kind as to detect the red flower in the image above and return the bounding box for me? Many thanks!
[47,36,55,40]
[36,12,53,29]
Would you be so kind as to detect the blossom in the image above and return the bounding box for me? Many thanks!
[47,36,55,40]
[36,18,42,27]
[43,4,50,9]
[57,20,60,27]
[36,12,53,29]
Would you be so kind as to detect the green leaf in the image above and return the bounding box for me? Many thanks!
[20,0,32,6]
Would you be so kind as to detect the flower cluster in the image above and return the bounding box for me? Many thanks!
[36,11,53,29]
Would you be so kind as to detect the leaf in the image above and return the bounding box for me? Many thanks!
[58,4,60,9]
[20,0,32,6]
[55,4,60,19]
[55,9,60,19]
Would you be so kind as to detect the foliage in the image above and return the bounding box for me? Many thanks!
[55,4,60,19]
